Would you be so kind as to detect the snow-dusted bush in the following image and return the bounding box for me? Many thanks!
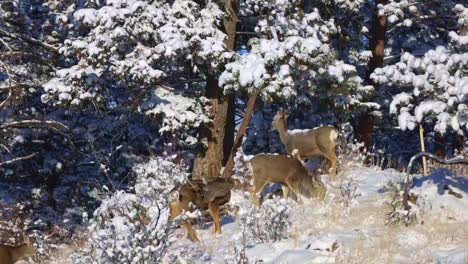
[372,46,467,135]
[239,197,291,243]
[337,141,367,169]
[383,180,421,226]
[336,176,362,208]
[72,157,188,263]
[231,146,252,189]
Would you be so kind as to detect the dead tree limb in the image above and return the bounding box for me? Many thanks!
[222,89,259,180]
[0,28,59,53]
[402,152,468,209]
[0,153,37,167]
[0,120,70,131]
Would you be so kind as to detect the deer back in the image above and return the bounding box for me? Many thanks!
[287,127,338,157]
[249,154,307,184]
[178,178,233,210]
[249,154,326,199]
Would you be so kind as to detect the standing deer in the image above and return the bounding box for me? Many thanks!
[169,178,233,242]
[0,224,35,264]
[248,154,326,206]
[272,110,338,176]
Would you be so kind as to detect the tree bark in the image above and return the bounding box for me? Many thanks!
[356,0,388,150]
[367,0,388,76]
[452,132,465,154]
[191,0,238,180]
[434,132,446,157]
[222,89,258,180]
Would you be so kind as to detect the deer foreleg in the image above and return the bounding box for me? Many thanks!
[184,222,200,242]
[208,200,221,234]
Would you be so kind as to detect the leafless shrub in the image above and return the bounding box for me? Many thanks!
[383,180,421,226]
[335,177,362,208]
[239,197,291,243]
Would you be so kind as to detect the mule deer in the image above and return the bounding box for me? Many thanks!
[0,228,35,264]
[272,110,338,176]
[169,178,233,242]
[248,154,326,206]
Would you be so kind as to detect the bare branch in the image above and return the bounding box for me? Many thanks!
[0,37,13,51]
[0,153,37,167]
[0,27,59,53]
[236,31,259,36]
[0,87,11,109]
[0,120,70,131]
[402,152,468,209]
[0,83,31,90]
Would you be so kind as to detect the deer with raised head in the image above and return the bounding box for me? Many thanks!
[272,110,338,176]
[169,178,233,242]
[0,227,35,264]
[248,154,326,206]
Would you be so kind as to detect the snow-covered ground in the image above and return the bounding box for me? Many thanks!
[15,164,468,263]
[167,165,468,263]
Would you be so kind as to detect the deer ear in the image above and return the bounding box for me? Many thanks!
[284,110,290,118]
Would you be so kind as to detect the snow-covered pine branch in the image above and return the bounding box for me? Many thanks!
[371,46,467,135]
[41,0,229,137]
[220,5,375,112]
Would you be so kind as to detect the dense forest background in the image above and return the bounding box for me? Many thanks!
[0,0,466,262]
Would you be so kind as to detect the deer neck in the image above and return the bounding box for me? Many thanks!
[276,120,290,145]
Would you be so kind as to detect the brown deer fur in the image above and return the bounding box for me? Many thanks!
[248,154,326,206]
[169,178,233,242]
[272,110,338,176]
[0,237,35,264]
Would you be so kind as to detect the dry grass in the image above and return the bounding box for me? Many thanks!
[290,172,468,264]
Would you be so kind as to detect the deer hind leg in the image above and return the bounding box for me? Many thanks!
[208,200,222,235]
[285,178,304,204]
[250,177,267,207]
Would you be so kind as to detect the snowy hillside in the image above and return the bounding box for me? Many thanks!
[165,166,468,264]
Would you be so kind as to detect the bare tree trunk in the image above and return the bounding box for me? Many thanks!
[357,0,388,150]
[192,76,233,179]
[434,132,446,157]
[192,0,238,180]
[452,133,465,154]
[368,0,388,75]
[222,89,258,180]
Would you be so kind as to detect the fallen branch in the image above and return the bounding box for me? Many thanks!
[402,152,468,209]
[0,153,37,167]
[0,120,70,131]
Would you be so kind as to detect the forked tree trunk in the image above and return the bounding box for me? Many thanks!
[192,76,234,179]
[222,89,258,180]
[357,0,388,150]
[192,0,238,180]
